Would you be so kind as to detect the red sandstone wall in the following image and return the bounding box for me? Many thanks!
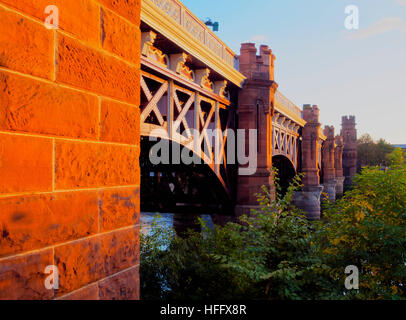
[0,0,141,300]
[236,44,277,212]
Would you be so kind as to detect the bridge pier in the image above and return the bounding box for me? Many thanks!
[341,116,358,188]
[323,181,337,202]
[334,136,345,197]
[235,170,274,217]
[293,185,324,220]
[321,126,337,202]
[235,43,278,216]
[293,105,323,220]
[335,177,345,197]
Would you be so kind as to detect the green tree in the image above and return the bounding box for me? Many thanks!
[357,134,376,167]
[140,172,334,300]
[319,165,406,299]
[141,165,406,300]
[357,134,394,169]
[387,147,406,166]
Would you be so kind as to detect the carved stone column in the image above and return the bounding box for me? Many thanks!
[322,126,337,202]
[334,135,345,197]
[235,43,277,216]
[341,116,358,187]
[293,105,323,220]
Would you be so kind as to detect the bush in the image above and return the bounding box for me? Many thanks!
[141,172,332,300]
[141,215,263,300]
[319,165,406,299]
[141,165,406,300]
[387,148,406,166]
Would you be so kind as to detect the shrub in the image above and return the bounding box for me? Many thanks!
[319,165,406,299]
[141,165,406,300]
[141,172,331,300]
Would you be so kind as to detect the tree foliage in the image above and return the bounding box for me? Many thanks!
[387,147,406,166]
[357,134,395,169]
[320,164,406,299]
[141,164,406,300]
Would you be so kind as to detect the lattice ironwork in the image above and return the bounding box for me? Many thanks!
[140,70,233,193]
[272,112,300,170]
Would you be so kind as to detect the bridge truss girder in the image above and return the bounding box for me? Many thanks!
[272,112,301,170]
[140,70,234,196]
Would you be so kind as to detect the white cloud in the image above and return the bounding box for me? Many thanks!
[345,17,406,40]
[395,0,406,5]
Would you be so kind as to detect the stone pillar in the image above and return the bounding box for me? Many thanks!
[0,1,141,300]
[235,43,278,216]
[341,116,357,187]
[334,136,345,197]
[321,126,337,201]
[293,105,323,220]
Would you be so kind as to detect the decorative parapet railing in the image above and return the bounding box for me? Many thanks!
[274,91,306,127]
[145,0,237,70]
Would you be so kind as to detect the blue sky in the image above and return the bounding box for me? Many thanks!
[182,0,406,144]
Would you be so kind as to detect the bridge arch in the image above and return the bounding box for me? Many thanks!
[272,111,302,171]
[140,137,233,214]
[139,69,236,196]
[272,155,297,194]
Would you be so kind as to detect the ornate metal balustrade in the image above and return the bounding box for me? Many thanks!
[141,0,245,87]
[145,0,235,68]
[274,91,305,126]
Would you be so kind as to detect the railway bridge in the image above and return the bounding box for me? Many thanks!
[139,0,357,219]
[0,0,357,300]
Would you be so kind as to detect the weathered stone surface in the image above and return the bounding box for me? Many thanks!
[334,135,345,197]
[99,266,139,300]
[56,34,140,104]
[55,140,140,190]
[0,5,53,79]
[237,43,277,209]
[335,176,345,197]
[0,0,142,301]
[54,236,104,296]
[0,249,53,300]
[322,126,336,182]
[0,191,99,258]
[0,0,100,45]
[0,70,99,139]
[296,107,324,218]
[97,0,141,26]
[59,283,99,300]
[322,180,337,203]
[100,99,140,144]
[293,186,323,220]
[322,126,336,202]
[341,116,357,187]
[101,227,140,276]
[0,133,53,194]
[54,227,139,296]
[99,187,140,232]
[302,105,322,187]
[101,7,141,65]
